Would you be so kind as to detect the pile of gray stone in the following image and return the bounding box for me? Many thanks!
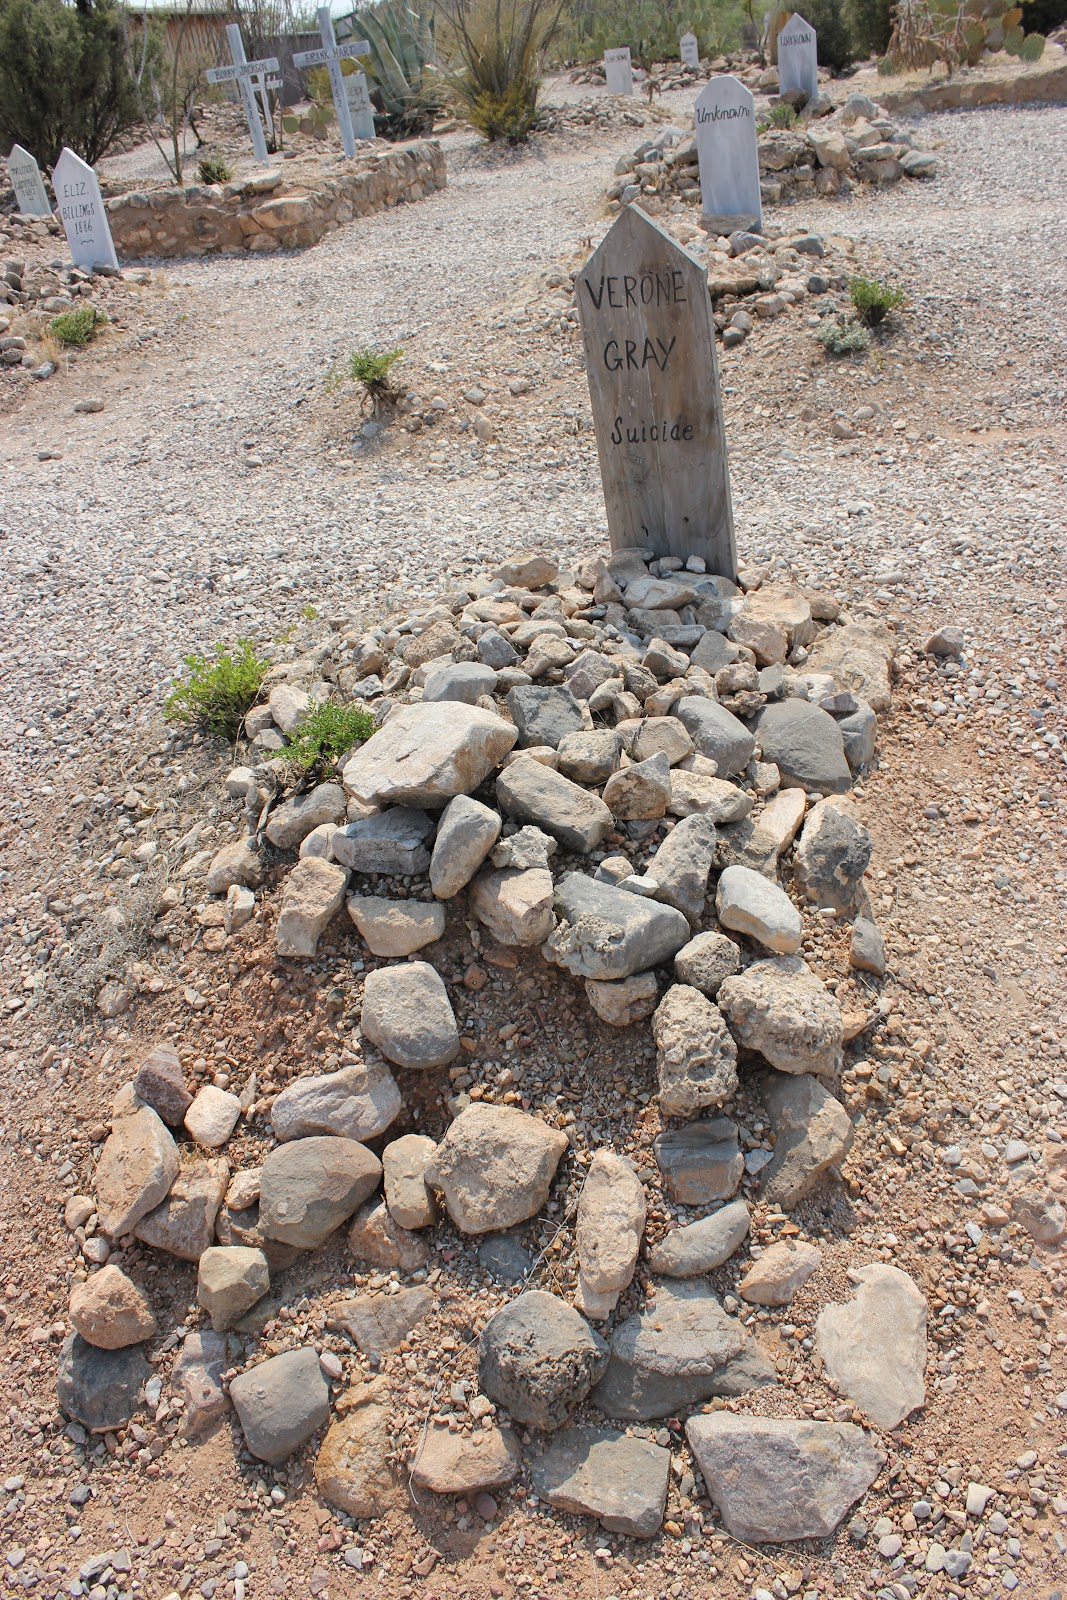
[608,91,938,217]
[0,255,143,382]
[59,546,930,1544]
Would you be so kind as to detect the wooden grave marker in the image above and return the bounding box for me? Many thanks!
[293,8,371,158]
[8,144,52,217]
[575,205,736,577]
[53,148,117,271]
[694,75,762,233]
[206,24,280,165]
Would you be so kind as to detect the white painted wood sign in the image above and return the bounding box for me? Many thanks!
[694,75,762,230]
[53,147,117,271]
[604,47,634,96]
[575,205,736,576]
[777,12,818,101]
[680,32,700,68]
[293,7,371,159]
[8,144,52,217]
[206,24,280,165]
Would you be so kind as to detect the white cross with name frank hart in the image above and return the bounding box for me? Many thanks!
[293,7,371,159]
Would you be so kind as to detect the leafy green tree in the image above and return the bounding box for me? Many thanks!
[0,0,139,169]
[843,0,893,57]
[797,0,855,69]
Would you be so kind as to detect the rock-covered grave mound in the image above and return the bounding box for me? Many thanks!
[62,542,950,1548]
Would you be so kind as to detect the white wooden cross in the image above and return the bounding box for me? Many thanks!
[293,8,371,158]
[205,23,280,165]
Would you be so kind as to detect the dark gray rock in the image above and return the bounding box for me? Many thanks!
[134,1045,191,1127]
[258,1137,382,1249]
[528,1426,670,1538]
[326,1286,433,1360]
[794,802,873,914]
[685,1414,885,1542]
[757,1070,855,1208]
[57,1333,148,1434]
[331,808,435,875]
[690,632,742,674]
[675,697,755,776]
[850,917,886,977]
[505,685,585,748]
[422,661,497,704]
[645,813,717,925]
[754,700,852,794]
[478,630,519,669]
[496,758,612,853]
[838,701,877,772]
[479,1291,608,1431]
[591,1283,776,1419]
[229,1347,331,1465]
[654,1119,743,1205]
[546,872,691,981]
[477,1234,532,1283]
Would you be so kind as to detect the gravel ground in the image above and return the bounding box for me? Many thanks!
[0,95,1064,1600]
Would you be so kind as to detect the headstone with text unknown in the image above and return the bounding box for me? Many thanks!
[694,75,762,233]
[680,32,700,68]
[604,47,633,96]
[777,12,818,101]
[575,206,736,577]
[8,144,52,217]
[53,148,118,271]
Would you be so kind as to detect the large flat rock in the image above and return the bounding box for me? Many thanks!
[754,700,852,795]
[528,1425,670,1538]
[342,702,517,807]
[816,1264,927,1429]
[496,757,613,853]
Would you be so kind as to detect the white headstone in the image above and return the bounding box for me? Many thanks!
[344,71,376,142]
[8,144,52,217]
[293,8,371,159]
[694,76,762,231]
[680,32,700,68]
[205,24,280,165]
[777,12,818,102]
[53,148,117,271]
[604,47,634,96]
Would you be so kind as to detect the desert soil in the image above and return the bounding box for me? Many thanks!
[0,80,1064,1600]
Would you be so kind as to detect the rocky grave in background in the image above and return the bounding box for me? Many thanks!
[48,542,1067,1562]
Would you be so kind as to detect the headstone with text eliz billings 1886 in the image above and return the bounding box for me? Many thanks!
[603,47,633,96]
[575,205,736,578]
[777,12,818,102]
[694,75,762,234]
[53,148,118,271]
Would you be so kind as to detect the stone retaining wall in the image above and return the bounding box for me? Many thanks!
[105,140,446,259]
[876,57,1067,113]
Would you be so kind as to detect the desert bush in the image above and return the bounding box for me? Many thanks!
[0,0,139,168]
[443,0,564,142]
[285,701,376,773]
[50,305,105,347]
[567,0,745,64]
[164,639,270,738]
[197,154,233,184]
[816,316,871,354]
[849,273,906,325]
[843,0,894,55]
[343,1,445,137]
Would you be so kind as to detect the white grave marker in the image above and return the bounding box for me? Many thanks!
[293,8,371,159]
[8,144,52,217]
[777,12,818,102]
[575,205,736,576]
[344,71,377,142]
[604,47,634,96]
[53,147,117,271]
[206,23,280,165]
[694,75,762,231]
[680,32,700,68]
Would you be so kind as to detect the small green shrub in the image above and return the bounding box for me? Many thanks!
[446,0,560,145]
[50,305,105,348]
[759,102,799,132]
[816,317,871,356]
[197,154,232,184]
[164,639,269,738]
[347,345,404,405]
[285,700,376,772]
[849,274,906,326]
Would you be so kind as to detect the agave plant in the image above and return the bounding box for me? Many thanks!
[340,2,445,138]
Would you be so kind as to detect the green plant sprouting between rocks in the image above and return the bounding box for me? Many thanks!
[285,700,376,774]
[443,0,565,144]
[164,639,270,739]
[849,273,906,325]
[330,344,405,413]
[816,316,872,355]
[342,1,444,138]
[758,101,799,131]
[49,305,105,348]
[197,154,233,184]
